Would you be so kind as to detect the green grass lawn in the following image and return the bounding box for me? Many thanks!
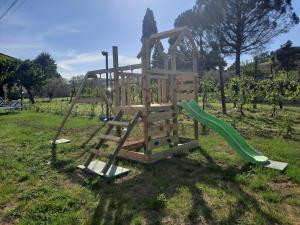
[0,102,300,225]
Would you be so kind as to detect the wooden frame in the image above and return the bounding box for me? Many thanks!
[52,26,199,166]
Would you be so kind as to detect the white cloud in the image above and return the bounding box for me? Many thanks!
[56,51,140,79]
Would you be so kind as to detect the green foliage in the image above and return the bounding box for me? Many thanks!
[280,117,296,139]
[34,52,60,78]
[141,8,157,42]
[226,76,257,115]
[273,40,300,71]
[259,71,300,116]
[200,78,216,109]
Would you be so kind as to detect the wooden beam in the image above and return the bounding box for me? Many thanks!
[149,26,188,41]
[177,93,194,101]
[148,123,178,137]
[148,111,173,123]
[176,83,194,91]
[149,69,197,77]
[76,97,105,104]
[148,136,178,149]
[87,63,142,76]
[149,140,199,163]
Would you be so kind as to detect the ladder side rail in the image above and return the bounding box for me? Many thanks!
[101,111,141,175]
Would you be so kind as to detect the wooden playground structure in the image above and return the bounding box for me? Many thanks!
[52,26,200,177]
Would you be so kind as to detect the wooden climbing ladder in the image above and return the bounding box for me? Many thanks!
[78,110,141,177]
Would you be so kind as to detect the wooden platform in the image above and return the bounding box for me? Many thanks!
[78,160,129,178]
[118,137,199,164]
[112,103,172,115]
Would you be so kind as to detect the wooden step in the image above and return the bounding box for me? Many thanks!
[89,150,112,158]
[99,134,121,142]
[107,121,130,127]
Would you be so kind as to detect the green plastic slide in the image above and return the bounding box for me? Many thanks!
[179,100,269,165]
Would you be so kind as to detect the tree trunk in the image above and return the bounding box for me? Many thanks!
[272,104,277,117]
[233,102,237,108]
[0,83,4,98]
[27,89,35,104]
[219,66,227,115]
[279,101,283,109]
[240,104,244,116]
[235,49,241,76]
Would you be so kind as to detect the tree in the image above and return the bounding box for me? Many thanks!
[195,0,299,76]
[141,8,158,42]
[259,71,299,116]
[0,59,18,99]
[199,78,215,110]
[16,60,43,104]
[34,52,60,79]
[274,40,300,71]
[43,77,70,100]
[141,8,164,69]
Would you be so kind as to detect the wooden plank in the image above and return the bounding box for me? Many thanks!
[99,134,121,142]
[76,97,104,103]
[112,105,145,115]
[149,26,188,41]
[149,69,197,77]
[122,72,143,77]
[148,136,179,149]
[149,140,199,163]
[118,150,150,164]
[126,74,131,105]
[148,111,173,123]
[101,111,141,174]
[123,140,145,150]
[113,46,120,107]
[149,104,172,112]
[87,63,142,76]
[84,110,123,167]
[148,123,178,137]
[121,73,126,106]
[150,75,169,80]
[177,93,194,101]
[176,83,194,91]
[176,75,195,82]
[107,121,130,127]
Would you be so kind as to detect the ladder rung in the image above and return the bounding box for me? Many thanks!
[107,121,130,127]
[90,150,112,157]
[99,134,121,142]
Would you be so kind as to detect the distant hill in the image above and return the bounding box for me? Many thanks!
[0,53,16,62]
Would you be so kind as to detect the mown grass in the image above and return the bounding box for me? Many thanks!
[0,101,300,225]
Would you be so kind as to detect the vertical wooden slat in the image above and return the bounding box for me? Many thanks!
[127,73,131,105]
[121,71,126,106]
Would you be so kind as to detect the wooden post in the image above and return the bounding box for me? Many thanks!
[121,71,126,106]
[113,46,120,106]
[127,73,131,105]
[193,50,199,140]
[113,46,121,136]
[142,40,151,155]
[170,50,178,145]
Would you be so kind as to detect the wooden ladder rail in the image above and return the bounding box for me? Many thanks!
[84,110,123,167]
[101,110,141,175]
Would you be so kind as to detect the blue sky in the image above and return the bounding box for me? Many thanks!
[0,0,299,79]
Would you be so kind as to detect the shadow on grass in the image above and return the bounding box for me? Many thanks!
[54,148,284,225]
